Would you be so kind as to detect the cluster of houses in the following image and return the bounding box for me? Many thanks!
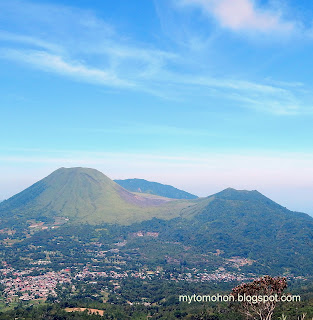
[0,268,71,301]
[0,263,253,302]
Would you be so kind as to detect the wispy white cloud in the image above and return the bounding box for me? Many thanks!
[0,49,134,88]
[0,31,62,52]
[179,0,294,33]
[151,73,305,115]
[1,43,304,114]
[0,1,176,83]
[0,0,311,115]
[229,93,300,115]
[0,44,306,115]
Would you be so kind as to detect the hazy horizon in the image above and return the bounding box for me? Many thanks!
[1,0,313,216]
[1,163,312,217]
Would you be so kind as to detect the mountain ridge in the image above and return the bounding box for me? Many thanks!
[0,167,192,226]
[1,167,310,225]
[1,167,313,275]
[114,178,198,199]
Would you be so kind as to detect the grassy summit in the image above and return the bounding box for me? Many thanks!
[0,167,191,225]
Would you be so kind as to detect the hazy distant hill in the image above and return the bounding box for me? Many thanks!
[156,187,313,274]
[0,167,191,226]
[114,178,198,199]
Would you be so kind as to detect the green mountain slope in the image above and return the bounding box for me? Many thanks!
[0,167,192,226]
[1,168,313,275]
[158,188,313,274]
[114,178,198,199]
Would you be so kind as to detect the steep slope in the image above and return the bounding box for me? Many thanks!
[1,172,313,275]
[160,188,313,274]
[0,168,192,226]
[114,178,198,199]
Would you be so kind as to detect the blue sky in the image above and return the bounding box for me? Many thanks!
[1,0,313,214]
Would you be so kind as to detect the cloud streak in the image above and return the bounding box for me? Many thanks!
[0,0,311,115]
[180,0,294,33]
[0,49,134,88]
